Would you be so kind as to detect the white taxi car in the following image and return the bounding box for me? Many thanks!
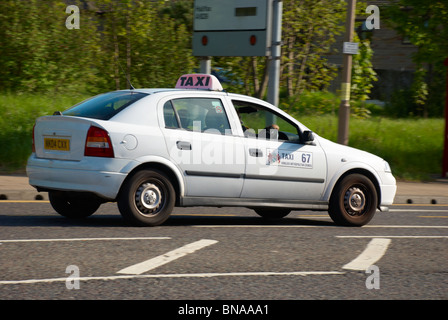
[27,74,396,227]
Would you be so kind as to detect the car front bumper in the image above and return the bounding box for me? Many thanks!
[378,171,397,210]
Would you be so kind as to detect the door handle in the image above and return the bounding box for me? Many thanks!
[176,141,191,150]
[249,148,263,157]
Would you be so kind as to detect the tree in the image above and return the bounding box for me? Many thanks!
[93,0,195,91]
[0,0,196,94]
[212,0,348,106]
[384,0,448,117]
[0,0,100,93]
[281,0,346,99]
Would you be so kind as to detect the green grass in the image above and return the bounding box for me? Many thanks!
[300,115,444,181]
[0,93,445,181]
[0,93,89,172]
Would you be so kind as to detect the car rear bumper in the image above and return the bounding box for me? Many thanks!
[26,155,128,200]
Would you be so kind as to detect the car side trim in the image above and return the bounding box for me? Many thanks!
[185,170,243,179]
[180,196,328,210]
[244,174,324,183]
[185,170,324,184]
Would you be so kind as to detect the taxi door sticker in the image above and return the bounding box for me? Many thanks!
[267,149,313,168]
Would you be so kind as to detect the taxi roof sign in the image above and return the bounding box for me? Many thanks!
[175,74,223,91]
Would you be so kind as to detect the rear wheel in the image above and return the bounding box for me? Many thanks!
[49,191,101,219]
[329,174,378,226]
[118,169,175,227]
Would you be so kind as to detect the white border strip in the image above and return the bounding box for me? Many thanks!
[0,237,171,243]
[0,271,345,285]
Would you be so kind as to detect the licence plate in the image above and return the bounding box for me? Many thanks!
[44,138,70,151]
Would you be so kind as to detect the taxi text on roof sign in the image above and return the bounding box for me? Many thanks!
[175,74,223,91]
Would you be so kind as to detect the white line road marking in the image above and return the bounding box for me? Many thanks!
[117,239,218,275]
[391,209,448,212]
[342,238,391,271]
[0,237,171,243]
[337,236,448,239]
[193,225,448,228]
[0,271,345,285]
[363,225,448,228]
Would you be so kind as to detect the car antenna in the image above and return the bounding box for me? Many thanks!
[118,60,135,90]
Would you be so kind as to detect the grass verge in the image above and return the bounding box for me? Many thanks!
[300,115,444,181]
[0,93,89,172]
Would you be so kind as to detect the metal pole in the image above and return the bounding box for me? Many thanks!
[337,0,356,145]
[442,57,448,177]
[200,56,211,74]
[267,0,282,108]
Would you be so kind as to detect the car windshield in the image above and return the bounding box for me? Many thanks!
[62,91,148,120]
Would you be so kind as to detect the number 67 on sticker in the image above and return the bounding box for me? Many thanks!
[301,153,311,163]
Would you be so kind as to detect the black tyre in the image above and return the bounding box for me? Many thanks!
[329,174,378,226]
[49,191,101,219]
[117,169,175,227]
[254,208,291,220]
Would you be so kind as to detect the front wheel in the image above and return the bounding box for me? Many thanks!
[118,169,175,227]
[329,174,378,226]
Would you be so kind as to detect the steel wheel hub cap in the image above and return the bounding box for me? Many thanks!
[136,183,162,212]
[344,187,366,215]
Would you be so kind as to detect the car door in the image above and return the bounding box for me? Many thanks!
[230,98,327,201]
[159,94,246,198]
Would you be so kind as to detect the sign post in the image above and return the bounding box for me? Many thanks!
[443,58,448,177]
[199,56,211,74]
[267,0,282,108]
[337,0,357,146]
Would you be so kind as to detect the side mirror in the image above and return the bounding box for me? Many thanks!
[302,130,314,143]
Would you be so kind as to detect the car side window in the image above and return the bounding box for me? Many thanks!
[233,100,300,143]
[169,98,231,134]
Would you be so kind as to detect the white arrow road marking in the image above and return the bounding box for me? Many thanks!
[117,239,218,275]
[342,238,391,271]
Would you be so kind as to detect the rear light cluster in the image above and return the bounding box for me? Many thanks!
[84,126,114,158]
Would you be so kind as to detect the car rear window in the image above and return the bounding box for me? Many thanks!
[62,91,148,120]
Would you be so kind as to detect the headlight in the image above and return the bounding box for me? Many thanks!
[384,161,392,173]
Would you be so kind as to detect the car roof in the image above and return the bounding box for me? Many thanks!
[122,88,227,95]
[132,88,183,94]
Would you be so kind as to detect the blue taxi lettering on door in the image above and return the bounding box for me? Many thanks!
[281,152,294,160]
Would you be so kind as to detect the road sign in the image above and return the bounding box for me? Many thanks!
[343,41,359,55]
[192,0,272,57]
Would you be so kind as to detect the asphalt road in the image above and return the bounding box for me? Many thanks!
[0,201,447,305]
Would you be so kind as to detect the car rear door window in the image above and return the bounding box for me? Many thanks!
[167,98,231,134]
[163,101,180,129]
